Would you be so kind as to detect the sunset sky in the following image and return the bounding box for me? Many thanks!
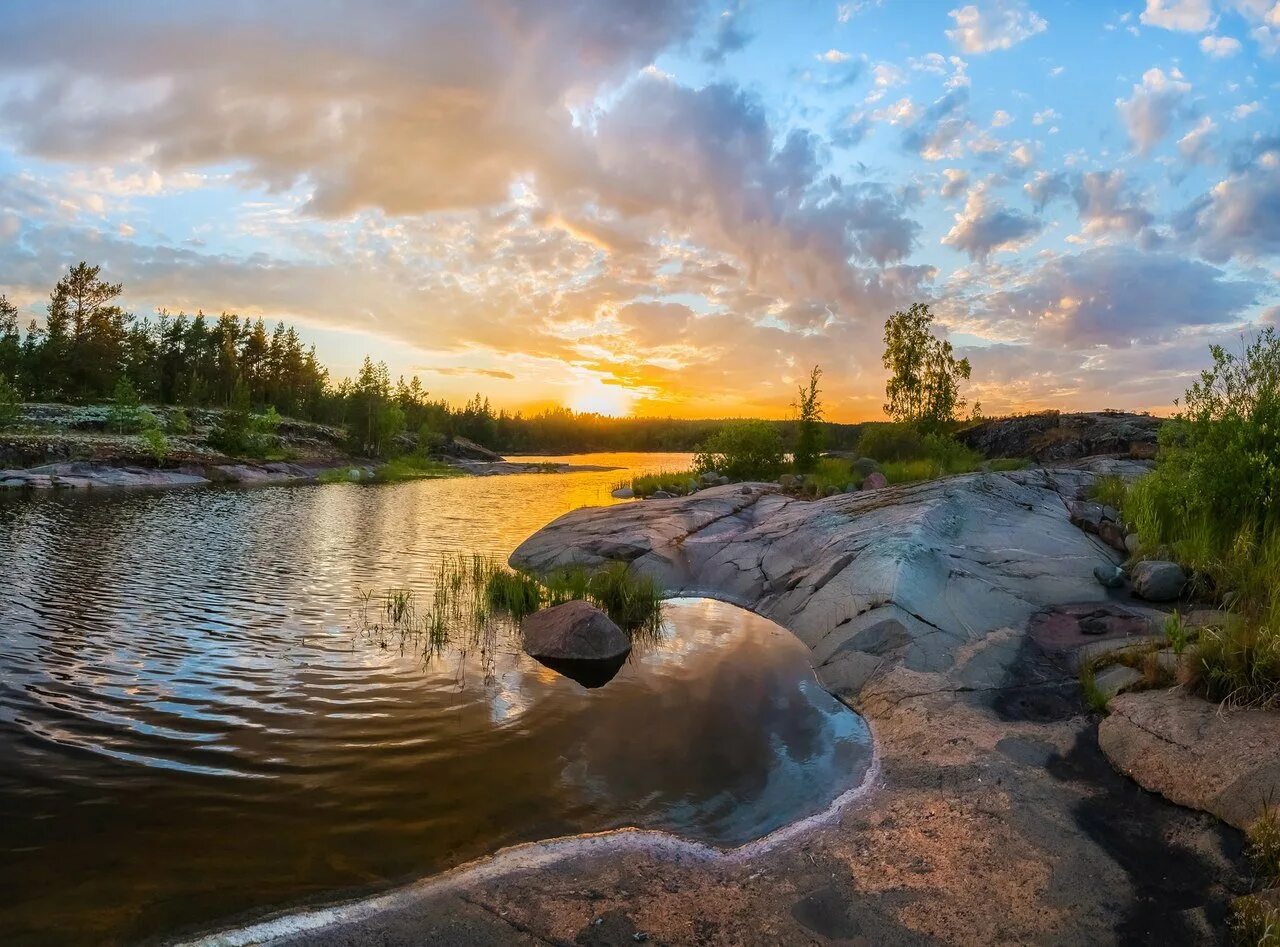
[0,0,1277,420]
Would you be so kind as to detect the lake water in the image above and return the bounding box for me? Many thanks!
[0,453,873,945]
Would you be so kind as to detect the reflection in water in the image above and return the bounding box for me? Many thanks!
[0,455,872,945]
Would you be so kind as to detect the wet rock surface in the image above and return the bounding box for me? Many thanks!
[221,459,1247,947]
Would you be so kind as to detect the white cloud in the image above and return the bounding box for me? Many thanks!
[940,168,970,198]
[1233,101,1261,119]
[1115,67,1192,154]
[991,109,1014,127]
[942,181,1043,259]
[946,1,1048,54]
[1139,0,1213,32]
[1032,108,1059,125]
[1177,115,1217,164]
[819,48,851,63]
[1200,34,1243,56]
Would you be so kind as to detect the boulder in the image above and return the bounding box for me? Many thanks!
[717,475,730,486]
[610,487,634,499]
[701,471,721,486]
[853,457,881,477]
[1093,664,1143,701]
[861,471,888,491]
[954,410,1162,462]
[1100,689,1280,830]
[520,601,632,688]
[1124,533,1141,556]
[1098,520,1128,553]
[521,601,631,662]
[1069,501,1106,533]
[1093,565,1125,589]
[1131,560,1186,602]
[649,490,674,500]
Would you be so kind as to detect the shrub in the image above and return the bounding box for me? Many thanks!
[693,420,785,481]
[141,425,169,462]
[857,422,925,461]
[628,469,698,497]
[107,377,143,433]
[0,375,20,429]
[1125,329,1280,707]
[167,407,192,436]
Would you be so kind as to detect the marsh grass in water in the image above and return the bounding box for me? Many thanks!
[352,555,665,669]
[622,469,699,497]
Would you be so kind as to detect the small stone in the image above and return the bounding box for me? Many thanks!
[700,471,720,485]
[740,485,753,495]
[717,475,730,486]
[1131,560,1186,602]
[1093,664,1143,701]
[649,490,674,499]
[610,487,634,499]
[1124,533,1140,556]
[861,471,888,491]
[1093,564,1125,588]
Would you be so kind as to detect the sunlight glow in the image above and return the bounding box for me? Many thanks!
[566,379,636,417]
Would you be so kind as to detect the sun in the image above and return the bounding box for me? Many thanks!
[566,379,636,417]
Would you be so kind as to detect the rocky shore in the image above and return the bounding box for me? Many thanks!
[193,460,1255,946]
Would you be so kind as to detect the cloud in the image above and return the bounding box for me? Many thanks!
[1140,0,1213,31]
[947,1,1048,54]
[429,367,517,380]
[942,181,1042,259]
[902,87,971,160]
[703,4,753,63]
[941,168,970,198]
[1176,161,1280,261]
[1200,34,1243,56]
[1024,170,1071,211]
[1116,67,1192,154]
[1073,170,1155,236]
[1177,115,1217,164]
[977,247,1260,347]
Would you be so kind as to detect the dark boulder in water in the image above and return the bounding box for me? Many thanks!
[521,601,631,687]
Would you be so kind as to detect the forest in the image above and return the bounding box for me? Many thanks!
[0,263,865,455]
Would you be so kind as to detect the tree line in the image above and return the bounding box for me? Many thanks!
[0,262,873,457]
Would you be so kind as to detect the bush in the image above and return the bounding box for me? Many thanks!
[693,420,785,481]
[857,423,926,461]
[0,376,20,429]
[141,426,169,462]
[107,377,143,433]
[168,407,192,436]
[1125,329,1280,706]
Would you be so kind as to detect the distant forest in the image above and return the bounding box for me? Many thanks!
[0,262,866,454]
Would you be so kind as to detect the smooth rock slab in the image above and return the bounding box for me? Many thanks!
[1101,688,1280,830]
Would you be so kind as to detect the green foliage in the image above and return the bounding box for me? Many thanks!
[1125,330,1280,707]
[1249,808,1280,887]
[371,454,464,483]
[1231,894,1280,947]
[877,434,983,484]
[1164,612,1191,656]
[693,420,785,481]
[0,375,20,429]
[1089,473,1130,512]
[858,423,926,461]
[1079,664,1111,713]
[141,426,169,462]
[882,302,971,432]
[627,469,698,497]
[168,407,192,435]
[107,377,142,433]
[792,364,825,474]
[807,457,861,494]
[987,457,1030,472]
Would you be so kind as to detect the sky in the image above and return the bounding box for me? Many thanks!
[0,0,1277,421]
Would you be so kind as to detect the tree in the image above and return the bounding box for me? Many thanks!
[0,294,19,384]
[693,420,785,481]
[882,302,971,432]
[792,364,824,474]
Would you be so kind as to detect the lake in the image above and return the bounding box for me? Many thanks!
[0,453,872,945]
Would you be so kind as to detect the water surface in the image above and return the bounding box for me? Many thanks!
[0,454,871,945]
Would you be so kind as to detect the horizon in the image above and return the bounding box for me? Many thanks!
[1,1,1277,422]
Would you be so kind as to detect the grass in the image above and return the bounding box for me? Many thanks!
[1079,663,1111,713]
[1232,809,1280,947]
[319,454,466,484]
[352,554,665,666]
[624,469,698,497]
[1089,473,1129,511]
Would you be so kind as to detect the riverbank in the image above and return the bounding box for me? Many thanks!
[187,460,1252,945]
[0,404,621,489]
